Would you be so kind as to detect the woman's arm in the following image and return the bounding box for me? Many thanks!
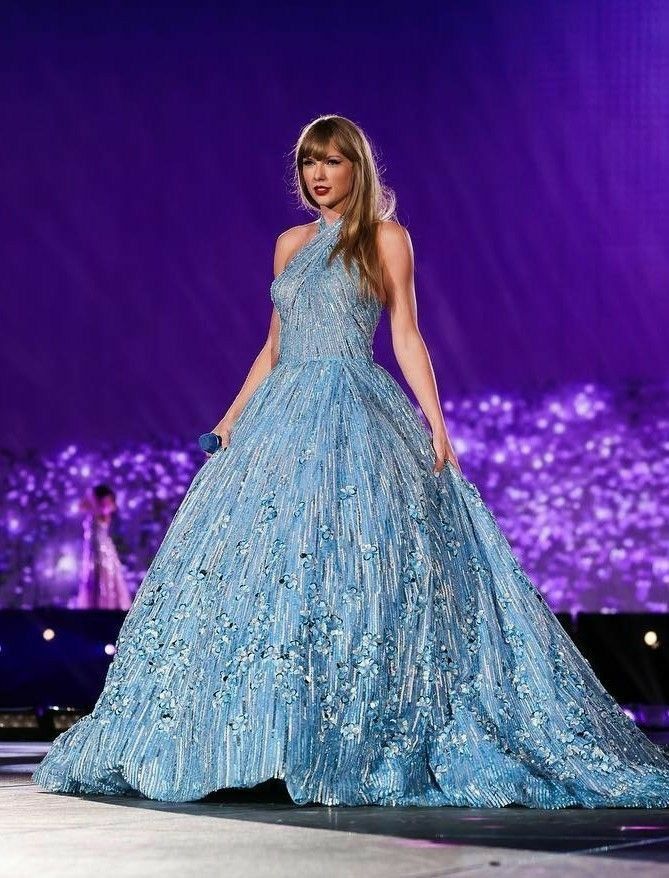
[210,314,278,429]
[377,221,461,474]
[209,235,287,448]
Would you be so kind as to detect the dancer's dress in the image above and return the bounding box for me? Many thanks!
[70,514,132,611]
[33,214,669,807]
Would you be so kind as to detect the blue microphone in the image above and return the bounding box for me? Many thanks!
[198,432,223,454]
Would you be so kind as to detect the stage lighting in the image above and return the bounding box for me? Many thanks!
[0,708,40,732]
[42,628,55,641]
[104,643,116,655]
[574,614,668,709]
[46,706,85,732]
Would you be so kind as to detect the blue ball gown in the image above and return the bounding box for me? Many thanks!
[33,213,669,807]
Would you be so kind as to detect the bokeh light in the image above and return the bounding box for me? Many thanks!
[644,631,659,648]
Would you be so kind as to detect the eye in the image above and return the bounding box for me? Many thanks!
[302,157,341,166]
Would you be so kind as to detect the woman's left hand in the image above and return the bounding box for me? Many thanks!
[431,427,461,475]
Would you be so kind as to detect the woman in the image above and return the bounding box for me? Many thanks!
[69,484,132,611]
[33,115,669,807]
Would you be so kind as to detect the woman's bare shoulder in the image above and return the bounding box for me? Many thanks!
[376,218,408,238]
[273,221,319,275]
[277,220,318,245]
[375,219,412,260]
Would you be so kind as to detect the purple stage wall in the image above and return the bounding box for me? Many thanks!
[2,0,668,454]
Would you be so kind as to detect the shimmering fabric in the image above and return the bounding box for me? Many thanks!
[33,214,669,807]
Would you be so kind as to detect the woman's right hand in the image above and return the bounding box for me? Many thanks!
[205,418,235,458]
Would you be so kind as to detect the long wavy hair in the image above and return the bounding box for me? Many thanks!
[291,115,398,304]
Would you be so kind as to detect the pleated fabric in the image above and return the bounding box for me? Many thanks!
[33,214,669,807]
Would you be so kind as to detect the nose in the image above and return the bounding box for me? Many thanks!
[313,162,326,181]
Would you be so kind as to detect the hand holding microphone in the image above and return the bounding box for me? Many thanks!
[199,420,234,458]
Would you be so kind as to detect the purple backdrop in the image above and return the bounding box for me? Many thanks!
[2,0,668,453]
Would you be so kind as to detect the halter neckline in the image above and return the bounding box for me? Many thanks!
[318,213,344,232]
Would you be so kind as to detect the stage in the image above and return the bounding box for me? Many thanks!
[5,743,669,876]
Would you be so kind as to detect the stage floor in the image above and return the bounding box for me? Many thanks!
[4,742,669,876]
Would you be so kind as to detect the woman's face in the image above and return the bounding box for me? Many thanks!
[301,141,353,214]
[97,495,116,515]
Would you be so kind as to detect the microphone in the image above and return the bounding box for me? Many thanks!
[198,432,223,454]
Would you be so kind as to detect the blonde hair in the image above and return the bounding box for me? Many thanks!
[291,114,398,304]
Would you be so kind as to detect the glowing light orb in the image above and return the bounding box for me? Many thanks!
[55,552,77,575]
[643,630,659,648]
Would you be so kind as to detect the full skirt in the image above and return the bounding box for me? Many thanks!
[32,359,669,807]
